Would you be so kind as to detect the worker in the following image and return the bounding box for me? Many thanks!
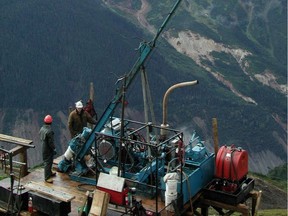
[68,100,97,138]
[39,115,57,183]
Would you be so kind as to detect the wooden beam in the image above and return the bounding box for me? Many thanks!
[200,198,249,215]
[212,118,219,155]
[0,207,7,213]
[89,189,110,216]
[2,146,28,177]
[251,190,262,216]
[18,148,28,176]
[0,134,35,177]
[9,146,25,156]
[0,134,34,148]
[25,181,75,202]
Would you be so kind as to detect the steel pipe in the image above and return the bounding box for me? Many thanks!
[162,80,199,127]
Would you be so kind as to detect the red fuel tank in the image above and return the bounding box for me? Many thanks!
[215,145,248,182]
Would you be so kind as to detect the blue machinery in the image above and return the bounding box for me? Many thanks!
[59,0,216,214]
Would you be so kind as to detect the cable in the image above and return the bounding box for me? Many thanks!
[179,170,193,212]
[77,183,95,192]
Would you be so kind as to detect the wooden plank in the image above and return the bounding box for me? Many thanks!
[200,198,249,214]
[0,207,7,213]
[0,134,33,146]
[89,189,110,216]
[25,181,75,202]
[0,203,7,213]
[9,146,25,156]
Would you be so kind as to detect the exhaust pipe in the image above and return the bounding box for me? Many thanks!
[161,80,199,137]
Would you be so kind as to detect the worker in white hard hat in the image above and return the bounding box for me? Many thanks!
[68,100,97,138]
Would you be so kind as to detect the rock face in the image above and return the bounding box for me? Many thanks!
[164,30,287,98]
[164,30,286,174]
[164,30,257,105]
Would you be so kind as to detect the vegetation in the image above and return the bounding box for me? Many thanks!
[207,208,288,216]
[250,163,288,191]
[0,173,8,181]
[256,209,288,216]
[268,163,287,180]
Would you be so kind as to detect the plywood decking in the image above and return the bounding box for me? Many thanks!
[20,167,95,216]
[12,160,144,216]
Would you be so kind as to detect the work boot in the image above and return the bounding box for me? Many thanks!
[45,178,53,183]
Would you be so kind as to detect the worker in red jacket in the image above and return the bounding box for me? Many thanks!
[39,115,57,183]
[68,100,97,138]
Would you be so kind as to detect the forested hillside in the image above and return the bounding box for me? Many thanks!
[0,0,286,174]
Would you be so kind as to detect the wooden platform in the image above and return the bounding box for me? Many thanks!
[20,168,93,216]
[194,190,262,216]
[0,162,166,216]
[0,158,261,215]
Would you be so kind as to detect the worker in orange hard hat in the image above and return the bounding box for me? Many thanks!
[68,100,97,138]
[39,114,57,183]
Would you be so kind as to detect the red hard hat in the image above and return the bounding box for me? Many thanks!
[44,115,53,124]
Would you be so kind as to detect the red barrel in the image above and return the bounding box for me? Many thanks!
[215,145,248,182]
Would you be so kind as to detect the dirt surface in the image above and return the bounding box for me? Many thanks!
[252,176,287,210]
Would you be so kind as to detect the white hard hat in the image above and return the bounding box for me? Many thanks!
[75,100,83,108]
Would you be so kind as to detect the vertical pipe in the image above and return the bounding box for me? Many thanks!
[87,82,95,129]
[162,80,199,136]
[212,118,219,156]
[141,67,152,158]
[89,82,94,101]
[118,76,127,177]
[155,148,158,215]
[8,152,14,212]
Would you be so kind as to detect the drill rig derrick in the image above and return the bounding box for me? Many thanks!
[73,0,183,175]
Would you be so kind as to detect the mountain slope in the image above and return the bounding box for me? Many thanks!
[0,0,287,174]
[100,0,287,174]
[0,0,191,167]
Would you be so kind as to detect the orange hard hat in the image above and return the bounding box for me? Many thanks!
[44,115,53,124]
